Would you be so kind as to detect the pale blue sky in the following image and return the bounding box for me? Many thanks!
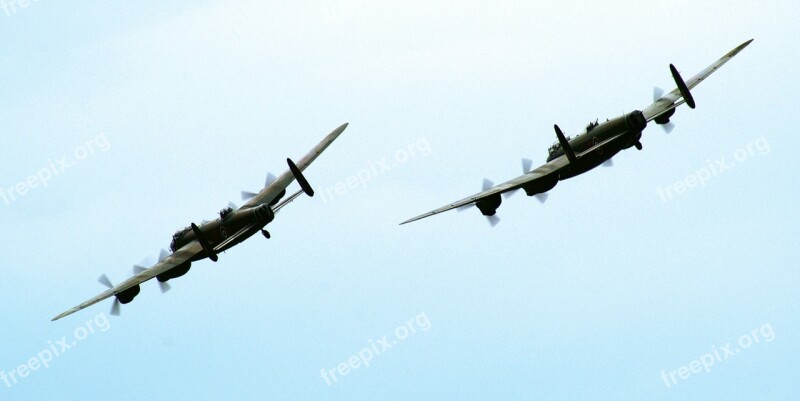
[1,1,798,400]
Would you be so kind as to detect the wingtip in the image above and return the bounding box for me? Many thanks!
[723,39,754,59]
[399,215,423,225]
[326,122,349,138]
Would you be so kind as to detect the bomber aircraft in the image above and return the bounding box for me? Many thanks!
[52,123,349,321]
[401,40,753,226]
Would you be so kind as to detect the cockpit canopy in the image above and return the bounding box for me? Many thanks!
[547,142,561,157]
[219,206,234,220]
[170,206,235,251]
[170,227,191,252]
[547,133,571,159]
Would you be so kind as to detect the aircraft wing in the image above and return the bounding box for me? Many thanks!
[400,129,634,225]
[51,241,202,321]
[53,124,347,321]
[400,155,571,225]
[642,39,753,122]
[241,123,349,209]
[214,189,305,250]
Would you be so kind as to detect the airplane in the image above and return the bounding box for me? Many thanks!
[401,39,753,226]
[52,123,349,321]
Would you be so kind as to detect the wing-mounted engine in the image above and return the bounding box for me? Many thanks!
[116,285,140,304]
[475,194,501,216]
[474,178,501,218]
[269,189,286,206]
[522,174,558,197]
[651,64,696,130]
[653,107,675,125]
[254,203,275,224]
[97,274,141,316]
[157,262,191,283]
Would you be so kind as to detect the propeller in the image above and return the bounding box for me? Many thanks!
[653,86,664,102]
[504,159,536,200]
[522,158,533,174]
[455,179,502,227]
[156,250,171,293]
[482,179,501,227]
[98,274,121,316]
[133,250,171,293]
[241,172,277,201]
[652,87,676,133]
[241,191,258,201]
[514,158,552,203]
[265,172,277,187]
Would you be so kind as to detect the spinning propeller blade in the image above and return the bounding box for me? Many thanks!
[98,274,121,316]
[522,158,533,174]
[242,172,277,201]
[652,87,677,134]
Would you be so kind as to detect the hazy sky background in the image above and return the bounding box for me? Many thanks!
[1,1,798,400]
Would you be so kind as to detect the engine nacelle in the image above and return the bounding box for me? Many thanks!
[157,262,192,283]
[475,194,502,216]
[269,189,286,206]
[522,175,558,197]
[255,204,275,224]
[654,108,675,125]
[116,284,141,304]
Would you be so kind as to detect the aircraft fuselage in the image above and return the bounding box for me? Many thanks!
[170,204,275,261]
[547,110,647,179]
